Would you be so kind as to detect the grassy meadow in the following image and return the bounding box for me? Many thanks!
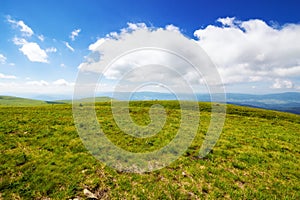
[0,100,299,199]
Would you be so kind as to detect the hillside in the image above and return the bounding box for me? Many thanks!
[0,101,299,199]
[60,96,114,104]
[0,96,48,106]
[2,93,299,114]
[97,92,300,114]
[0,96,113,106]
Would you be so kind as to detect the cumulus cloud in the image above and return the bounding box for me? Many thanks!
[273,66,300,77]
[271,79,294,89]
[78,19,300,92]
[65,42,74,52]
[88,38,105,51]
[13,37,48,63]
[53,79,74,86]
[88,23,149,51]
[7,16,34,37]
[165,24,180,33]
[0,73,16,79]
[70,29,81,41]
[0,79,74,95]
[78,23,222,94]
[124,22,147,32]
[0,54,7,64]
[217,17,236,27]
[26,80,49,86]
[194,18,300,88]
[106,32,119,39]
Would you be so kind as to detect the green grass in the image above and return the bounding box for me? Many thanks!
[59,96,113,104]
[0,101,299,199]
[0,96,48,106]
[0,95,113,107]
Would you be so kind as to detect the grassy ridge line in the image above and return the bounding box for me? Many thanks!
[0,96,48,106]
[91,101,299,123]
[1,94,298,123]
[0,96,113,106]
[1,94,299,119]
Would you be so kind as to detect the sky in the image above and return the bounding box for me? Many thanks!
[0,0,300,99]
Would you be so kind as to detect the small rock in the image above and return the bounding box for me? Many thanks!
[84,189,98,199]
[188,192,194,197]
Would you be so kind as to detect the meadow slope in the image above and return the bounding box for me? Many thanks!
[0,101,299,199]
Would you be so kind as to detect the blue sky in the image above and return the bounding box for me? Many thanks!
[0,0,300,98]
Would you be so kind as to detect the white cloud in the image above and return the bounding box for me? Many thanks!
[25,79,74,87]
[0,73,16,79]
[46,47,57,53]
[65,42,74,52]
[38,35,45,41]
[18,21,34,36]
[53,79,74,86]
[12,37,27,45]
[79,23,222,94]
[60,63,66,68]
[88,22,150,52]
[0,54,7,64]
[273,66,300,77]
[13,38,48,63]
[194,18,300,87]
[125,22,147,31]
[78,19,300,93]
[7,16,34,37]
[19,43,48,63]
[217,17,236,27]
[70,29,81,41]
[88,38,105,51]
[26,80,49,86]
[106,32,119,39]
[271,79,294,89]
[0,79,75,95]
[165,24,180,33]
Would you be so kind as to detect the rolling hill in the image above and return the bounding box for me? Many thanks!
[0,101,299,199]
[0,96,113,107]
[0,96,48,106]
[1,92,300,114]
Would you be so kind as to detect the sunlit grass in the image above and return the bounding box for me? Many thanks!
[0,101,299,199]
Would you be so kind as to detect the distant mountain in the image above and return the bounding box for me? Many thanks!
[33,94,73,101]
[224,92,300,115]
